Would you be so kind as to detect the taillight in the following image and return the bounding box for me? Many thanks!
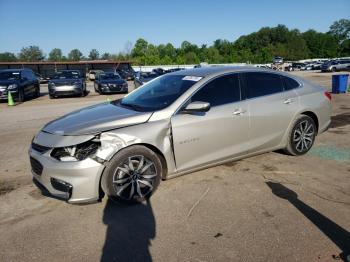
[324,91,332,101]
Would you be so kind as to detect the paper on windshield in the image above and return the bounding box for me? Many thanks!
[182,76,202,81]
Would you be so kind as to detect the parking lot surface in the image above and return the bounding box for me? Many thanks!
[0,72,349,262]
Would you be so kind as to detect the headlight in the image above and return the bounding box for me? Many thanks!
[101,84,108,87]
[51,139,100,162]
[48,82,55,87]
[8,84,18,90]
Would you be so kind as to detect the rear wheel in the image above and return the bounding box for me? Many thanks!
[284,115,316,155]
[101,145,162,204]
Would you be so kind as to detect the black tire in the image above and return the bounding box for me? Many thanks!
[17,88,25,102]
[34,85,40,98]
[331,67,336,72]
[101,145,162,204]
[49,94,55,99]
[284,115,316,156]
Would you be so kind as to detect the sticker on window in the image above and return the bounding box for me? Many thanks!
[182,76,202,81]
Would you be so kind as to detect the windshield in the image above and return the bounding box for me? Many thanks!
[120,75,200,112]
[53,71,80,79]
[0,71,20,81]
[100,73,120,80]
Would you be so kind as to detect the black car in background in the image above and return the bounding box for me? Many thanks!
[0,69,40,102]
[48,70,86,99]
[94,72,128,94]
[133,71,159,88]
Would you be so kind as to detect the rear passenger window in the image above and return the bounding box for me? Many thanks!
[191,74,240,107]
[244,72,283,99]
[283,76,300,91]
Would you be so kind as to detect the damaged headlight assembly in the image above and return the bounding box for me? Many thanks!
[51,137,101,162]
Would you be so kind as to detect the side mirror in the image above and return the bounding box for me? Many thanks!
[182,101,210,113]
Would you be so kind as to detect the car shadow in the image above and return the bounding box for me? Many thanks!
[330,113,350,129]
[266,181,350,261]
[101,199,156,262]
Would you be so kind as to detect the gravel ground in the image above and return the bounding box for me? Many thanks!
[0,71,349,262]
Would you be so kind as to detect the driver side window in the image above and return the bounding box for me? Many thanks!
[191,74,241,107]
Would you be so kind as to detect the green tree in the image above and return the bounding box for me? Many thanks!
[101,52,112,60]
[0,52,17,62]
[329,19,350,42]
[88,49,99,60]
[68,49,83,61]
[302,30,338,58]
[48,48,63,61]
[19,46,44,61]
[183,52,199,64]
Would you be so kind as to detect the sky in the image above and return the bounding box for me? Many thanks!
[0,0,349,57]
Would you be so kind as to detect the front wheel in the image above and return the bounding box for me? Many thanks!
[101,145,162,204]
[284,115,316,156]
[17,88,25,102]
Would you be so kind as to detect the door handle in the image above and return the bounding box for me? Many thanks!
[283,98,294,104]
[233,108,246,116]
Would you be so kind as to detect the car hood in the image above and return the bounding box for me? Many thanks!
[0,80,18,86]
[42,102,153,136]
[99,79,125,85]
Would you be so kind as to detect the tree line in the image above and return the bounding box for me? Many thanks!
[0,19,349,65]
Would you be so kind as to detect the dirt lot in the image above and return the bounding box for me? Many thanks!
[0,71,349,262]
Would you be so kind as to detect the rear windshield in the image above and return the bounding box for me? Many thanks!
[53,71,80,79]
[120,75,201,112]
[0,71,20,80]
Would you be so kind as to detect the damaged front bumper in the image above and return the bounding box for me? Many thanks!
[28,131,135,203]
[29,147,105,203]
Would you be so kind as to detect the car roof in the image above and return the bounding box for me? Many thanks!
[169,66,270,77]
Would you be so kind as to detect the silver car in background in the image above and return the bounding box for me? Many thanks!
[48,70,86,98]
[29,67,332,204]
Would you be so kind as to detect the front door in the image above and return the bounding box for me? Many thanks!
[171,73,250,172]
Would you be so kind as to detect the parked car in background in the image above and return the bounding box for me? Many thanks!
[117,69,135,81]
[0,68,40,102]
[48,70,86,99]
[29,66,331,204]
[88,70,104,81]
[152,68,165,75]
[94,72,128,94]
[321,59,350,72]
[273,56,283,64]
[34,73,49,84]
[134,71,159,88]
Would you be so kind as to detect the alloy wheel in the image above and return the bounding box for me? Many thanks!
[293,120,315,153]
[112,155,157,200]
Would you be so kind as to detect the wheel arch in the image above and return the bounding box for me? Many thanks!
[300,111,319,134]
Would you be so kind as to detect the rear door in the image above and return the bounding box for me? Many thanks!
[171,73,250,172]
[242,72,300,152]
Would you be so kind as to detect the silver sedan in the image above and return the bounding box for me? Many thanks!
[29,67,332,204]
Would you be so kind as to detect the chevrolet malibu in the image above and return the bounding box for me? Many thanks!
[29,67,331,204]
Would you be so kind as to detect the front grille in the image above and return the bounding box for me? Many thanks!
[32,143,51,154]
[108,84,123,91]
[30,157,43,176]
[55,91,76,95]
